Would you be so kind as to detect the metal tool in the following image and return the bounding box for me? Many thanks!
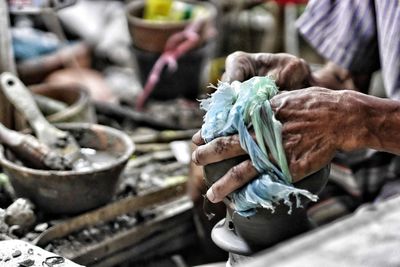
[0,72,81,165]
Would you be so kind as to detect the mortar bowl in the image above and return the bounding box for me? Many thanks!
[0,123,134,214]
[204,156,330,254]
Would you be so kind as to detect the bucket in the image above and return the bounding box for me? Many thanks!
[132,41,215,100]
[126,0,217,53]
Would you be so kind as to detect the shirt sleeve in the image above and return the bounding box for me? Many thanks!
[296,0,380,74]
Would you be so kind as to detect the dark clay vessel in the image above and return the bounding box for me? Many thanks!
[204,156,330,254]
[0,123,134,214]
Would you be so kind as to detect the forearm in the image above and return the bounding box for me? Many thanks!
[310,62,372,93]
[343,90,400,155]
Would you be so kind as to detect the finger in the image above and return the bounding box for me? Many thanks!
[290,148,335,183]
[221,72,232,83]
[289,159,310,183]
[206,159,258,203]
[192,135,246,166]
[192,131,205,146]
[221,69,246,83]
[222,51,253,83]
[269,91,288,110]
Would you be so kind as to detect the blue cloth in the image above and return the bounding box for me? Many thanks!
[12,28,63,61]
[201,77,317,216]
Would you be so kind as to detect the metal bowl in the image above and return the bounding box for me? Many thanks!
[0,123,134,214]
[31,83,96,123]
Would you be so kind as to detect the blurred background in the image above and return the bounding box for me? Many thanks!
[0,1,386,267]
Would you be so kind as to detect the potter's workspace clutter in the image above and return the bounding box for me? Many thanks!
[201,77,329,262]
[0,1,216,265]
[1,0,397,267]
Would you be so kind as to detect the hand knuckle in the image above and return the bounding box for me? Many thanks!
[227,135,240,148]
[230,165,245,184]
[214,138,225,154]
[293,58,303,66]
[299,58,307,66]
[191,132,202,144]
[214,137,234,154]
[229,51,246,61]
[212,183,224,198]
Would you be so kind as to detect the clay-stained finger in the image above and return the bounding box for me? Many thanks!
[206,159,258,203]
[192,131,205,146]
[192,135,246,166]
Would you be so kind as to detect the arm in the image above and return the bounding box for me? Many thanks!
[345,91,400,154]
[192,88,400,203]
[193,51,378,203]
[270,88,400,180]
[222,52,372,92]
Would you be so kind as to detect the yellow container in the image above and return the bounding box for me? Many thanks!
[144,0,173,20]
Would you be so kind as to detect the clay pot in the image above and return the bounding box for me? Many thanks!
[204,156,330,254]
[126,0,217,53]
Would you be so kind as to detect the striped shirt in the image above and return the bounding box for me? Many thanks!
[296,0,400,100]
[296,1,400,218]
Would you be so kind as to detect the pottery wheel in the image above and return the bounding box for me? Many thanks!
[211,218,252,256]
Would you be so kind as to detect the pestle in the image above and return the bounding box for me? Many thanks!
[0,72,81,166]
[0,122,72,170]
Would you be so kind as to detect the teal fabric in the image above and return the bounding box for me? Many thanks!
[201,77,317,216]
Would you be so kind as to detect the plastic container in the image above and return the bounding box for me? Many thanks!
[144,0,173,20]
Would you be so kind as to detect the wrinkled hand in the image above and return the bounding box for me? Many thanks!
[192,133,258,203]
[192,87,360,203]
[222,51,312,90]
[270,87,360,179]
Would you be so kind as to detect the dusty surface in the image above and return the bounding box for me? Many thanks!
[244,196,400,267]
[0,101,197,265]
[44,214,139,256]
[41,148,190,257]
[0,240,83,266]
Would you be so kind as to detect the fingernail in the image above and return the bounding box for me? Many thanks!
[206,188,216,203]
[192,131,203,145]
[191,151,199,165]
[192,134,198,144]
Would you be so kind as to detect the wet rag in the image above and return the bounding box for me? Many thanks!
[200,76,317,216]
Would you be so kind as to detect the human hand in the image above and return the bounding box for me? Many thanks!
[192,132,258,203]
[222,51,312,90]
[270,87,362,179]
[192,87,363,203]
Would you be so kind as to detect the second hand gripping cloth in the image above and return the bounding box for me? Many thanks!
[200,76,317,217]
